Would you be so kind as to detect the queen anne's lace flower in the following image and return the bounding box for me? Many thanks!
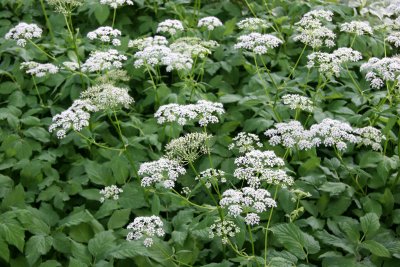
[161,52,193,72]
[307,47,362,77]
[234,150,293,188]
[209,219,240,244]
[165,133,211,164]
[340,21,373,35]
[220,187,277,225]
[360,56,400,89]
[293,9,335,48]
[46,0,83,14]
[126,216,165,247]
[100,0,133,8]
[156,19,184,35]
[5,22,42,47]
[196,169,226,189]
[198,16,223,30]
[62,61,79,71]
[387,32,400,47]
[155,100,225,127]
[80,83,134,110]
[139,158,186,189]
[87,26,122,46]
[133,45,171,68]
[20,61,59,77]
[99,185,123,202]
[282,94,313,112]
[128,36,169,50]
[82,49,127,72]
[234,33,283,55]
[237,18,269,31]
[353,126,385,151]
[228,132,263,153]
[170,37,218,59]
[49,99,99,139]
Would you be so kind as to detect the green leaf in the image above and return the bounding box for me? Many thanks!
[25,235,53,265]
[110,241,151,259]
[315,230,355,254]
[0,238,10,262]
[360,213,380,238]
[39,260,62,267]
[94,4,110,24]
[23,127,50,143]
[319,182,348,196]
[1,184,25,209]
[87,231,116,259]
[0,220,25,252]
[71,240,91,264]
[107,209,131,229]
[69,258,88,267]
[271,223,320,259]
[59,210,93,227]
[360,240,391,258]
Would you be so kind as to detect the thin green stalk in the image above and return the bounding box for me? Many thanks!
[288,44,307,79]
[74,131,124,152]
[145,65,160,107]
[28,39,57,61]
[32,76,45,107]
[350,34,357,48]
[244,0,257,17]
[112,8,117,28]
[170,189,216,211]
[264,185,279,265]
[247,224,256,258]
[335,149,365,195]
[345,64,364,96]
[39,0,55,43]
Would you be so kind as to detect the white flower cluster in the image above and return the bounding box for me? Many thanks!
[5,22,42,47]
[80,83,134,110]
[170,38,218,59]
[49,99,99,139]
[307,47,362,77]
[156,19,184,35]
[82,49,127,72]
[87,26,122,46]
[20,61,59,77]
[165,133,211,164]
[387,32,400,47]
[138,158,186,189]
[128,35,168,50]
[340,21,373,35]
[293,9,335,48]
[209,219,240,244]
[237,18,269,31]
[228,132,263,153]
[195,168,226,189]
[282,94,313,112]
[265,119,384,151]
[99,185,123,203]
[162,52,193,72]
[234,150,293,188]
[100,0,133,8]
[198,16,223,30]
[360,57,400,89]
[46,0,83,14]
[126,216,165,247]
[265,121,318,150]
[234,32,283,55]
[155,100,225,127]
[220,187,277,225]
[62,61,79,71]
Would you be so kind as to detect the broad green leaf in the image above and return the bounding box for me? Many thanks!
[360,240,391,258]
[39,260,62,267]
[0,220,25,252]
[360,213,380,238]
[107,209,131,229]
[69,258,89,267]
[110,241,151,259]
[25,235,53,265]
[0,238,10,262]
[93,4,110,24]
[87,231,116,259]
[315,230,355,254]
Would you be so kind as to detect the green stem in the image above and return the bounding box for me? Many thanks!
[112,8,117,28]
[288,44,307,79]
[345,64,364,96]
[350,34,357,48]
[247,224,256,258]
[32,76,45,107]
[264,185,279,265]
[28,39,56,61]
[39,0,55,43]
[244,0,257,17]
[74,131,124,152]
[170,189,216,211]
[146,65,159,107]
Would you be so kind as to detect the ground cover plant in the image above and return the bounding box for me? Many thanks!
[1,0,400,266]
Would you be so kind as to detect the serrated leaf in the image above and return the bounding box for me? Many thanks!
[107,209,131,229]
[360,213,380,238]
[361,240,391,257]
[88,231,116,259]
[25,235,53,265]
[0,220,25,252]
[69,258,88,267]
[110,241,151,259]
[315,230,355,254]
[0,238,10,262]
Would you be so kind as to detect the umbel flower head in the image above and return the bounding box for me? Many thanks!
[165,132,211,164]
[49,99,99,139]
[99,185,123,203]
[340,21,373,35]
[170,37,219,59]
[87,26,122,46]
[100,0,133,8]
[228,132,263,153]
[209,219,240,245]
[156,19,184,35]
[234,32,283,55]
[81,49,127,72]
[307,47,362,77]
[20,61,59,77]
[126,216,165,247]
[237,18,269,31]
[195,168,226,189]
[155,100,225,127]
[80,83,134,110]
[128,35,169,50]
[360,56,400,88]
[387,32,400,47]
[198,16,223,30]
[293,9,336,48]
[46,0,83,14]
[220,187,277,225]
[5,22,42,47]
[138,158,186,189]
[234,150,294,188]
[282,94,313,112]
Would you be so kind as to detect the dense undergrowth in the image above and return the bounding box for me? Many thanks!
[1,0,400,266]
